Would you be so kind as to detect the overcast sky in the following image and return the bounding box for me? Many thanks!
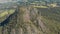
[0,0,19,3]
[0,0,60,3]
[0,0,12,3]
[0,0,28,3]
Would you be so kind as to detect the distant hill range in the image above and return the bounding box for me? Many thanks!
[0,0,60,10]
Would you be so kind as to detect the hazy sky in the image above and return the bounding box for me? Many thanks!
[0,0,28,3]
[0,0,11,3]
[0,0,19,3]
[0,0,60,3]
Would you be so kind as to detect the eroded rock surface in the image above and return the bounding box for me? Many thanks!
[0,6,51,34]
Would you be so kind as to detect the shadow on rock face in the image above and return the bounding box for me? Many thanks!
[0,15,11,26]
[0,13,15,26]
[0,9,17,26]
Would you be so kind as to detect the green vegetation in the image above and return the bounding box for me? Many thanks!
[0,9,15,23]
[33,6,48,8]
[0,9,15,17]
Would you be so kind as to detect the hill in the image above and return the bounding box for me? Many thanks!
[0,6,60,34]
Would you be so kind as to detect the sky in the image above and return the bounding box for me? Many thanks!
[0,0,28,3]
[0,0,60,3]
[0,0,18,3]
[0,0,10,2]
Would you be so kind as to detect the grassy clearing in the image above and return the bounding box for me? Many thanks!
[0,9,15,18]
[33,6,48,8]
[0,9,15,23]
[0,11,8,18]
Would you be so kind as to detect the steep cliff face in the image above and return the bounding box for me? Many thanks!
[0,6,43,34]
[1,6,60,34]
